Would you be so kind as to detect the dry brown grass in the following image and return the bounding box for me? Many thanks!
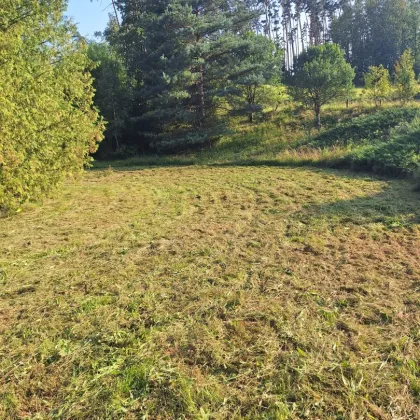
[1,165,419,419]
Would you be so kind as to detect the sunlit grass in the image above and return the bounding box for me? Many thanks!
[1,165,419,418]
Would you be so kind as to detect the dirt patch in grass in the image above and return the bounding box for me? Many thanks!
[1,166,419,419]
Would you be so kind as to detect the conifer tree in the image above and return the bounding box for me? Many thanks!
[364,65,392,107]
[394,49,417,103]
[114,0,261,151]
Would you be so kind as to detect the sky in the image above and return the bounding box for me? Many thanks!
[65,0,112,38]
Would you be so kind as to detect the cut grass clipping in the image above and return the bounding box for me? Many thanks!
[1,166,420,419]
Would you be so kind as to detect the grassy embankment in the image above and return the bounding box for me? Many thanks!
[97,101,420,181]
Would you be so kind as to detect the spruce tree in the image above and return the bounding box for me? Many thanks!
[115,0,261,151]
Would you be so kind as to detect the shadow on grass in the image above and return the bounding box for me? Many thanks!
[90,157,412,186]
[91,157,420,228]
[295,183,420,227]
[91,157,335,172]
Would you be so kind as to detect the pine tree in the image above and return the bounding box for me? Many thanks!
[114,0,261,151]
[394,49,417,103]
[364,65,392,106]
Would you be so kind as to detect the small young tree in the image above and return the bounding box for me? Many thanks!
[231,34,283,123]
[394,49,417,103]
[364,65,392,107]
[285,44,355,127]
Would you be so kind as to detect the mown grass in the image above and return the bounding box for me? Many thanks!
[1,165,419,419]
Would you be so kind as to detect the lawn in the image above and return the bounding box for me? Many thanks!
[1,165,419,419]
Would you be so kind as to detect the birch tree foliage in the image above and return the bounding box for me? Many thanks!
[0,0,104,211]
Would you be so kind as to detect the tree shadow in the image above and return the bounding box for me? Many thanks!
[90,158,420,227]
[293,182,420,228]
[91,157,337,172]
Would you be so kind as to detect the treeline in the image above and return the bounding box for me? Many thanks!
[91,0,283,155]
[260,0,420,78]
[91,0,420,156]
[0,0,104,212]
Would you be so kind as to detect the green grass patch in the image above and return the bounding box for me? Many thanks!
[1,166,419,418]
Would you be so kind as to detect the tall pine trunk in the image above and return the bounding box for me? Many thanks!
[195,7,205,123]
[198,64,205,121]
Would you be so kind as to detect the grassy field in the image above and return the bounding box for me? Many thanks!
[1,164,419,419]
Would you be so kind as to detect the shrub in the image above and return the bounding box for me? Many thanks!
[364,65,392,106]
[0,1,104,212]
[310,108,418,148]
[345,120,420,176]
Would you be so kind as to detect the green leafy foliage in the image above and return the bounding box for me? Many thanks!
[228,33,283,123]
[304,107,420,177]
[394,49,418,103]
[0,0,104,212]
[364,65,392,106]
[310,108,419,147]
[345,116,420,176]
[331,0,420,80]
[88,41,134,157]
[286,44,355,127]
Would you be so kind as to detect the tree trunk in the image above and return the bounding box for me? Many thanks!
[194,7,205,122]
[111,0,120,27]
[246,85,256,124]
[315,103,321,128]
[198,64,205,121]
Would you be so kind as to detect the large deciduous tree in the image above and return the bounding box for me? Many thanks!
[285,43,355,127]
[0,0,104,211]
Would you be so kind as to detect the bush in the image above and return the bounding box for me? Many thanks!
[0,1,104,212]
[310,108,418,148]
[345,119,420,176]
